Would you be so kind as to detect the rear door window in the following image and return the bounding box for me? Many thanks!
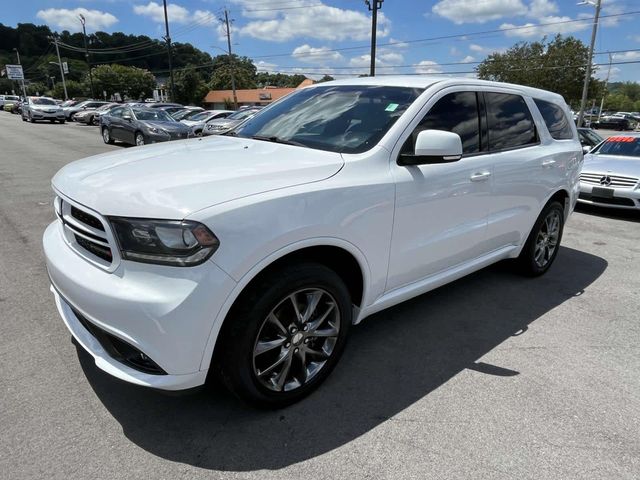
[534,99,573,140]
[485,92,537,151]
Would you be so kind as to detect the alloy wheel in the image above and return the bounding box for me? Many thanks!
[135,133,145,146]
[534,210,561,268]
[102,128,110,143]
[252,288,340,393]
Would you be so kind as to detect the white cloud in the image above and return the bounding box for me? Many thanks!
[238,3,391,42]
[595,66,620,81]
[133,2,214,25]
[469,44,506,55]
[613,51,640,62]
[36,8,118,32]
[348,49,404,73]
[500,15,590,38]
[527,0,558,18]
[461,55,476,63]
[292,45,344,64]
[255,61,277,73]
[415,60,443,74]
[432,0,527,24]
[630,35,640,43]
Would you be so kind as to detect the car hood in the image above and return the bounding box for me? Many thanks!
[181,119,205,127]
[207,119,240,128]
[141,120,189,132]
[583,154,640,178]
[52,136,344,218]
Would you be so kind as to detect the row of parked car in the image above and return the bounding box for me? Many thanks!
[0,94,265,147]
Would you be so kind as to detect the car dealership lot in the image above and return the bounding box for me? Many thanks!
[1,113,639,479]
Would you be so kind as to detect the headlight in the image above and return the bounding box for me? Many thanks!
[109,218,219,266]
[148,126,160,134]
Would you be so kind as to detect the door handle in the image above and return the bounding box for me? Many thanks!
[470,171,491,182]
[542,159,556,167]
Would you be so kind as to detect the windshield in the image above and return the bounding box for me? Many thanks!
[580,129,603,145]
[133,108,175,122]
[188,111,213,121]
[228,109,259,120]
[234,85,424,153]
[31,97,57,105]
[593,136,640,157]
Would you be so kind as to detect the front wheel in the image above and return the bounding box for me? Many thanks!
[218,263,352,408]
[516,201,564,276]
[135,132,146,146]
[29,113,35,123]
[102,127,114,144]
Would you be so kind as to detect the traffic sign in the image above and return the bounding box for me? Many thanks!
[62,62,69,74]
[6,64,24,80]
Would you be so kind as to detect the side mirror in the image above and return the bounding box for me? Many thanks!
[398,129,463,166]
[123,114,132,121]
[582,145,591,154]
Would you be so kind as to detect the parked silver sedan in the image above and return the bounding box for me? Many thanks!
[579,133,640,209]
[181,109,232,136]
[202,107,262,136]
[21,97,66,123]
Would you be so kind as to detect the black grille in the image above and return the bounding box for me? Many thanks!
[71,205,105,231]
[579,193,636,207]
[75,235,113,262]
[70,305,166,375]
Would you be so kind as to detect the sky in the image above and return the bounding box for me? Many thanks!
[4,0,640,82]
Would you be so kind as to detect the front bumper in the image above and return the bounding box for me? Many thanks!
[145,130,191,143]
[43,220,237,390]
[31,110,65,120]
[578,183,640,209]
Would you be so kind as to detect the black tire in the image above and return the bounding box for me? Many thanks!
[59,120,66,124]
[516,200,565,277]
[217,262,352,408]
[29,113,35,123]
[134,131,146,146]
[102,127,114,144]
[49,119,55,123]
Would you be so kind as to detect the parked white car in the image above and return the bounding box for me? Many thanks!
[578,133,640,209]
[44,76,582,406]
[21,96,66,123]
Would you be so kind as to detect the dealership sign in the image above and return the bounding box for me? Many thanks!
[5,64,24,80]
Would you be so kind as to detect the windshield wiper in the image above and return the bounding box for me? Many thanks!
[221,130,238,136]
[250,135,305,147]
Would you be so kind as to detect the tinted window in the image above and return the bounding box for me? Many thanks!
[109,107,124,118]
[406,91,480,155]
[486,92,537,150]
[132,108,175,122]
[534,99,573,140]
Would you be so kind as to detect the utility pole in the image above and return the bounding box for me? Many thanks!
[365,0,383,77]
[79,14,95,98]
[12,48,28,99]
[222,8,238,109]
[577,0,602,128]
[50,35,68,100]
[597,52,612,122]
[162,0,176,102]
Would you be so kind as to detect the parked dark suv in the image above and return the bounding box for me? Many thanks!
[592,116,632,131]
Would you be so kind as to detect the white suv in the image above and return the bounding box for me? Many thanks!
[44,77,582,406]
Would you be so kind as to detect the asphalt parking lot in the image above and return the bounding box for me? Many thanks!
[1,112,639,479]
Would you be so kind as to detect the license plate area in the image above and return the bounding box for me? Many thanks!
[592,187,614,198]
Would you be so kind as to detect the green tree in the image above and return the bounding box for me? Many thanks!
[26,81,47,96]
[476,35,602,106]
[173,68,208,105]
[318,75,335,83]
[91,64,156,100]
[208,54,257,90]
[51,80,88,99]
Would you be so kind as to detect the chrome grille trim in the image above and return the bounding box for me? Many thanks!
[579,172,639,189]
[54,194,121,272]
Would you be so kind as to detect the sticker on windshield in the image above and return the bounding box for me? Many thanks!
[385,103,399,112]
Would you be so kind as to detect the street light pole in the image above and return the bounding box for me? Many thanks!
[79,14,95,98]
[12,48,28,99]
[577,0,602,128]
[365,0,383,77]
[50,35,68,100]
[162,0,176,102]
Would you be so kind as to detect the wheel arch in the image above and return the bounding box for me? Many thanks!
[199,238,371,372]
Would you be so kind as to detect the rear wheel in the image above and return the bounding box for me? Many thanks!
[516,201,564,276]
[135,132,146,146]
[218,263,352,408]
[59,119,65,124]
[102,127,114,144]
